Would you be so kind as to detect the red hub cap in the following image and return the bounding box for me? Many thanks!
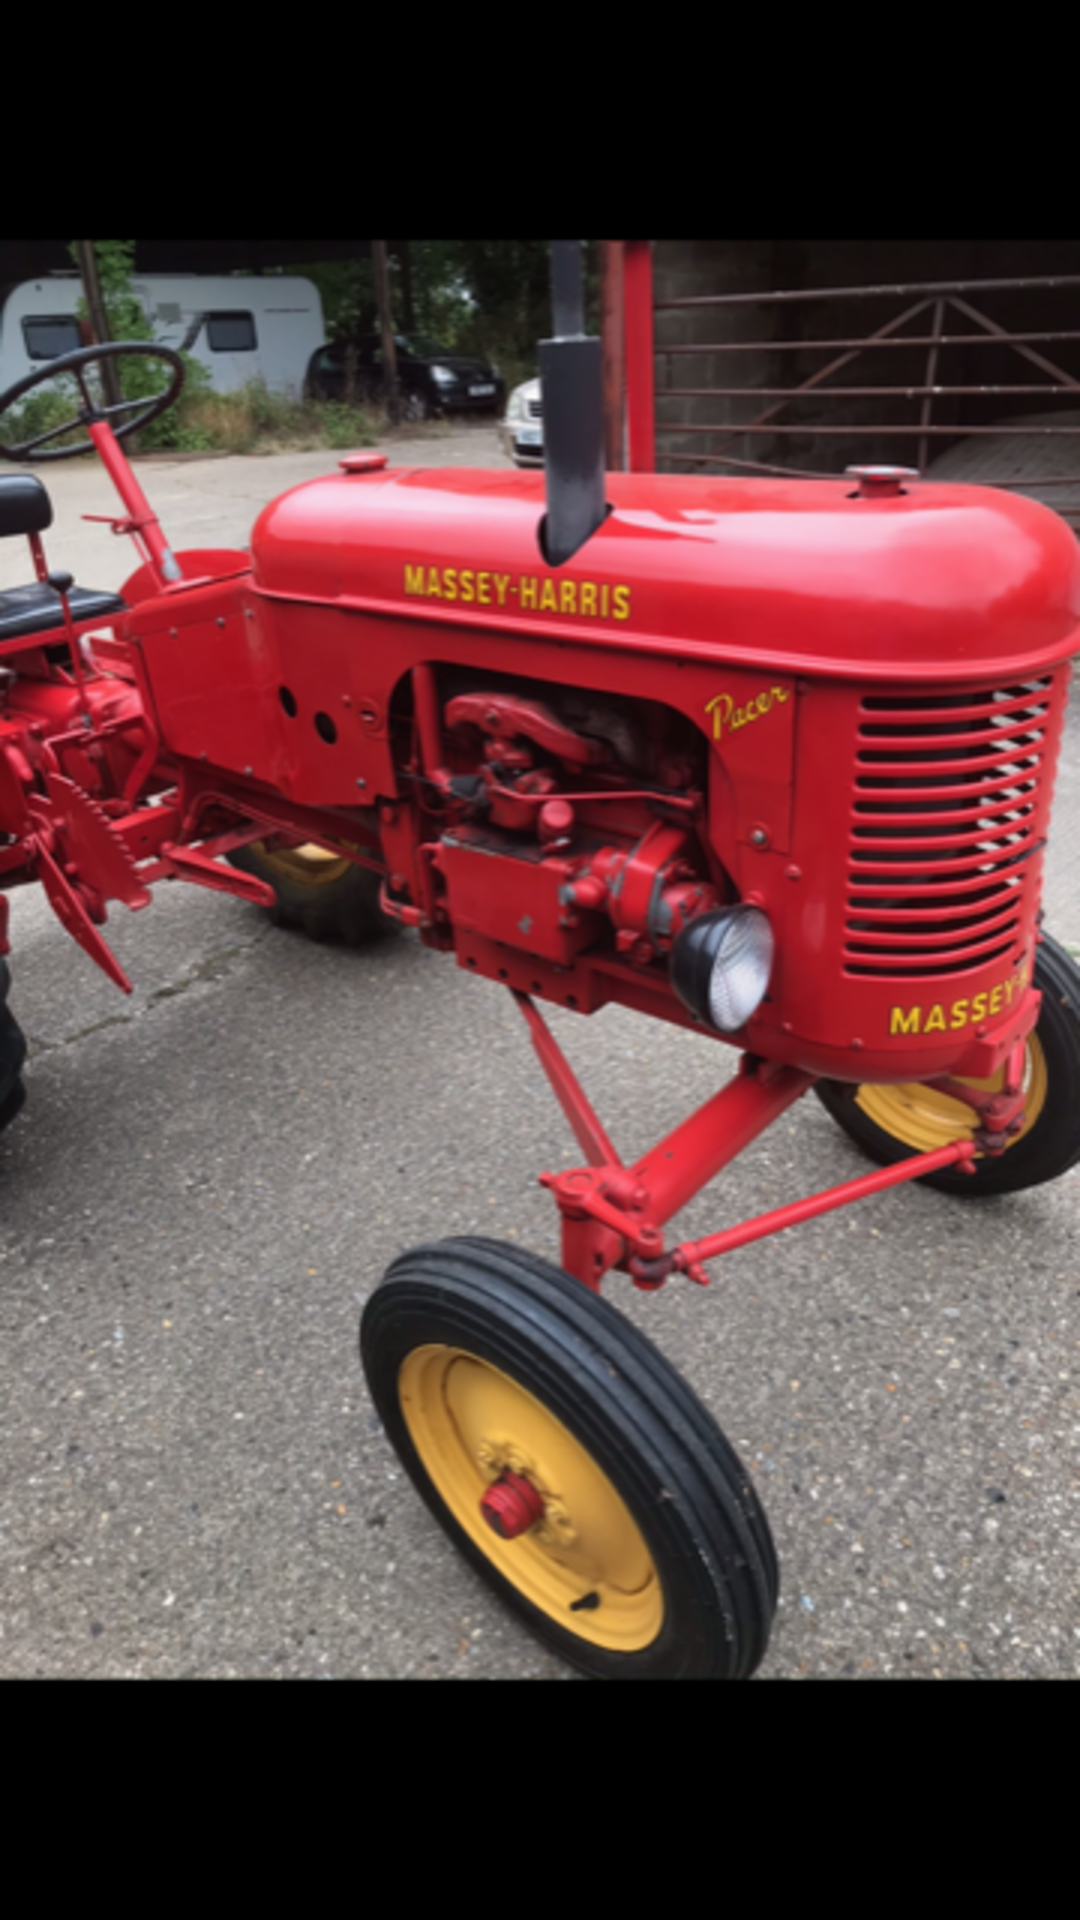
[480,1469,545,1539]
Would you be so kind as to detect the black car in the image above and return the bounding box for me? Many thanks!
[304,333,505,420]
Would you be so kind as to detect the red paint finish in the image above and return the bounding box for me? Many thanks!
[634,1138,978,1288]
[623,241,655,472]
[1,389,1078,1288]
[247,464,1080,678]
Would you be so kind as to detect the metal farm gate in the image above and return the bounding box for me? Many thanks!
[615,251,1080,530]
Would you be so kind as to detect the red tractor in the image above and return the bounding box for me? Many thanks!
[1,253,1078,1679]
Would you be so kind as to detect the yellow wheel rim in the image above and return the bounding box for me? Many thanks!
[855,1034,1048,1155]
[398,1345,664,1651]
[257,842,352,888]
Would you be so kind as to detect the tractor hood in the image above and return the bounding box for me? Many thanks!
[250,463,1080,683]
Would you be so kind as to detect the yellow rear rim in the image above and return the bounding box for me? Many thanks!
[855,1034,1048,1155]
[398,1345,664,1651]
[257,842,352,888]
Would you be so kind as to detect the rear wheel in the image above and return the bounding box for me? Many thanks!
[227,835,396,947]
[814,934,1080,1196]
[360,1237,778,1679]
[0,961,27,1134]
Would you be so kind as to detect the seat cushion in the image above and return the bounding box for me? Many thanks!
[0,581,126,643]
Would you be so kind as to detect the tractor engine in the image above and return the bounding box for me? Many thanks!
[395,673,720,976]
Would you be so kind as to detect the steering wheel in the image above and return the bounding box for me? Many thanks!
[0,342,185,462]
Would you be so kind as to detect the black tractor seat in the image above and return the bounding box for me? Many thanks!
[0,581,128,643]
[0,470,127,645]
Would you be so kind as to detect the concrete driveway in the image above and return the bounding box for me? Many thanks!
[0,422,1077,1678]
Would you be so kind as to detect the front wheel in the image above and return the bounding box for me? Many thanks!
[360,1237,778,1679]
[814,933,1080,1196]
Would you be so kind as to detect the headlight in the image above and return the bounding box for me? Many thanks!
[431,365,456,387]
[669,905,774,1033]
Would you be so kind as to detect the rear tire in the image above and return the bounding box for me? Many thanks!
[0,961,27,1134]
[226,835,397,947]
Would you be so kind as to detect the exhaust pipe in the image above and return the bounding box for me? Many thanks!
[540,241,608,567]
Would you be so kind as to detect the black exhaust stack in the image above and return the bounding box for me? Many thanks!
[540,241,607,567]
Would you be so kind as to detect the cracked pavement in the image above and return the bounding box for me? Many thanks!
[0,424,1078,1680]
[24,936,273,1055]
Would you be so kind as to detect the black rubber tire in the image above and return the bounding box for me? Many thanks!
[360,1237,777,1680]
[814,933,1080,1197]
[0,961,27,1134]
[227,836,397,947]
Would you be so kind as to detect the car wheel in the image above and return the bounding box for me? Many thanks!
[398,389,429,423]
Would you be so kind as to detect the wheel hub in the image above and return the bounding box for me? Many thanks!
[855,1033,1047,1156]
[480,1469,545,1539]
[477,1436,577,1546]
[395,1343,663,1649]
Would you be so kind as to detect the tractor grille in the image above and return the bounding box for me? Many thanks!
[844,677,1055,978]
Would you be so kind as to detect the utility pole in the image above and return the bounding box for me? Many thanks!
[72,241,123,415]
[372,241,399,424]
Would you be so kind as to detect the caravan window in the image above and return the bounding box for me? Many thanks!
[22,315,83,361]
[206,311,257,353]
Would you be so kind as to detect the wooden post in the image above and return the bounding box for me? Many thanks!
[73,240,123,415]
[395,241,416,334]
[372,240,399,423]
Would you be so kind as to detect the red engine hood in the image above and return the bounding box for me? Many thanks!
[250,464,1080,683]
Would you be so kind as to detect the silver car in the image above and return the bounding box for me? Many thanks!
[500,377,543,466]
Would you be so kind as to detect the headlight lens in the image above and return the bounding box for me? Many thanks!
[669,906,775,1033]
[431,364,456,386]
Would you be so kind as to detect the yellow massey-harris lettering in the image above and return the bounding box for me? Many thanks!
[888,960,1030,1037]
[402,563,631,618]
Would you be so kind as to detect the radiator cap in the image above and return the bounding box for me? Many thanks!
[846,464,919,498]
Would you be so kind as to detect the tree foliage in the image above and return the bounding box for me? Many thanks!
[305,242,599,386]
[28,242,599,454]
